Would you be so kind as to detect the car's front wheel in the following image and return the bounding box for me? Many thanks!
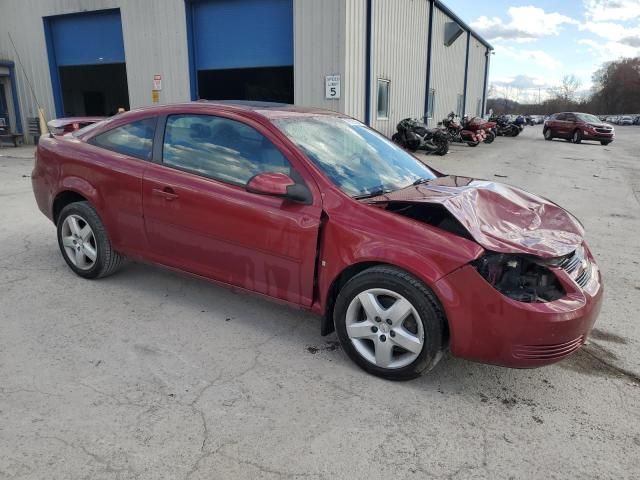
[57,201,124,279]
[543,128,553,140]
[334,266,447,380]
[572,129,582,144]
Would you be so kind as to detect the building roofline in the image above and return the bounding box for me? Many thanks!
[434,0,494,51]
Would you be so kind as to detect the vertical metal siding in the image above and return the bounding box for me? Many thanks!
[0,0,190,142]
[428,6,466,126]
[370,0,429,137]
[465,35,486,117]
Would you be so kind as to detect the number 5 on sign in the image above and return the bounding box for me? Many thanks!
[325,75,341,99]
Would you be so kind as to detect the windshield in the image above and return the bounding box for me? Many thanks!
[273,116,436,197]
[576,113,601,123]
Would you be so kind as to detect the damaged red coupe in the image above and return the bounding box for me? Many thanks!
[32,102,603,380]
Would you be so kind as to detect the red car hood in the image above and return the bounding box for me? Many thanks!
[367,176,584,258]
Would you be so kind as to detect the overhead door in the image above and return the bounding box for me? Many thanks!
[189,0,294,103]
[44,9,130,117]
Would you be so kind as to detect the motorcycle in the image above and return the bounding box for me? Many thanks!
[392,118,450,156]
[491,115,520,137]
[463,115,496,144]
[440,112,484,147]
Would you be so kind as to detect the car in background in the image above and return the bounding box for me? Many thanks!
[32,101,603,380]
[47,117,106,135]
[618,116,633,126]
[634,115,640,125]
[544,112,614,145]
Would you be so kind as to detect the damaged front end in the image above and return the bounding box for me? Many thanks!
[471,253,565,303]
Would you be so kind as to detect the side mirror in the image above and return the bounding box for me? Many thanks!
[246,172,311,204]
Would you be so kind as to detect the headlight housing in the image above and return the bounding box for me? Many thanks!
[472,253,565,303]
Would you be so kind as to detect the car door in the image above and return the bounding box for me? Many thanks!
[551,113,566,136]
[141,112,322,307]
[564,113,577,137]
[83,116,158,255]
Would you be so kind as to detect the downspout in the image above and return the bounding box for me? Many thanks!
[462,31,470,117]
[424,0,434,124]
[481,47,490,116]
[364,0,373,125]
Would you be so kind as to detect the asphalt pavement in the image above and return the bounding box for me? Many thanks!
[0,125,638,479]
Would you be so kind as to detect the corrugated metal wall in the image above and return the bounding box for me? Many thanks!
[370,0,429,137]
[0,0,488,142]
[428,6,466,127]
[293,0,366,120]
[465,34,487,117]
[0,0,190,142]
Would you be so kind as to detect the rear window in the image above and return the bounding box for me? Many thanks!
[89,118,157,160]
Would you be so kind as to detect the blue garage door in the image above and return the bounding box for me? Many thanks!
[47,10,125,66]
[44,9,129,117]
[189,0,294,102]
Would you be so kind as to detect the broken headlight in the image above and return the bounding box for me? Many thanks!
[472,253,565,303]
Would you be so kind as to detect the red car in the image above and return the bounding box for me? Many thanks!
[543,112,614,145]
[32,102,603,380]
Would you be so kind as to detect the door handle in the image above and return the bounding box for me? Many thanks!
[152,187,179,201]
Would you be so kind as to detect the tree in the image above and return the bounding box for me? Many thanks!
[548,75,582,104]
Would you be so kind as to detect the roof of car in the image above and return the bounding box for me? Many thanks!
[115,101,346,121]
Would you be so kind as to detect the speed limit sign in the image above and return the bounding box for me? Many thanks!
[325,75,341,99]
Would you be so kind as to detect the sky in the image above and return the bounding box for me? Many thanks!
[443,0,640,102]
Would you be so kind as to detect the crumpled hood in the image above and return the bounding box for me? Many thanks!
[367,176,584,258]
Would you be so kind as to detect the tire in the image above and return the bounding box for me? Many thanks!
[601,141,611,146]
[334,266,447,380]
[466,140,480,147]
[435,141,449,156]
[543,128,553,140]
[483,131,496,144]
[572,129,582,144]
[56,201,124,279]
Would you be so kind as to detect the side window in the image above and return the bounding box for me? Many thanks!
[565,113,576,122]
[90,118,156,160]
[162,114,291,185]
[555,113,566,121]
[376,79,390,120]
[426,89,435,119]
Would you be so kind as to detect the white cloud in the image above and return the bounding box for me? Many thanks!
[472,6,578,42]
[583,0,640,22]
[578,38,640,61]
[580,21,640,42]
[494,44,563,70]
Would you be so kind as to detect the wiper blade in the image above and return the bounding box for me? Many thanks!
[353,188,390,200]
[412,177,433,186]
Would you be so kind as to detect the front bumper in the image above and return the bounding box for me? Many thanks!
[583,129,614,141]
[433,253,603,368]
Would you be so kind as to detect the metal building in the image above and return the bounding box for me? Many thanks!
[0,0,491,143]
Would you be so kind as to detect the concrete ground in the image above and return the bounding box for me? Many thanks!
[1,126,639,479]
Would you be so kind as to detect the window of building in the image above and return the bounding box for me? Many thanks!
[427,89,436,119]
[456,94,464,117]
[162,114,291,186]
[377,79,390,120]
[89,117,156,160]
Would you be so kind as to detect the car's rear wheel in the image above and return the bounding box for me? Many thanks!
[57,201,124,279]
[572,129,582,144]
[334,266,446,380]
[543,128,553,140]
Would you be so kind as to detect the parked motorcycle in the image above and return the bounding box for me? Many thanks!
[392,118,450,155]
[463,115,496,144]
[491,115,520,137]
[440,112,484,147]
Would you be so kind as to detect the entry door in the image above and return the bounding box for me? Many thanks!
[142,113,322,306]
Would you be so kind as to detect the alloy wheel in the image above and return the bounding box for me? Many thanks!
[345,288,424,369]
[60,214,98,270]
